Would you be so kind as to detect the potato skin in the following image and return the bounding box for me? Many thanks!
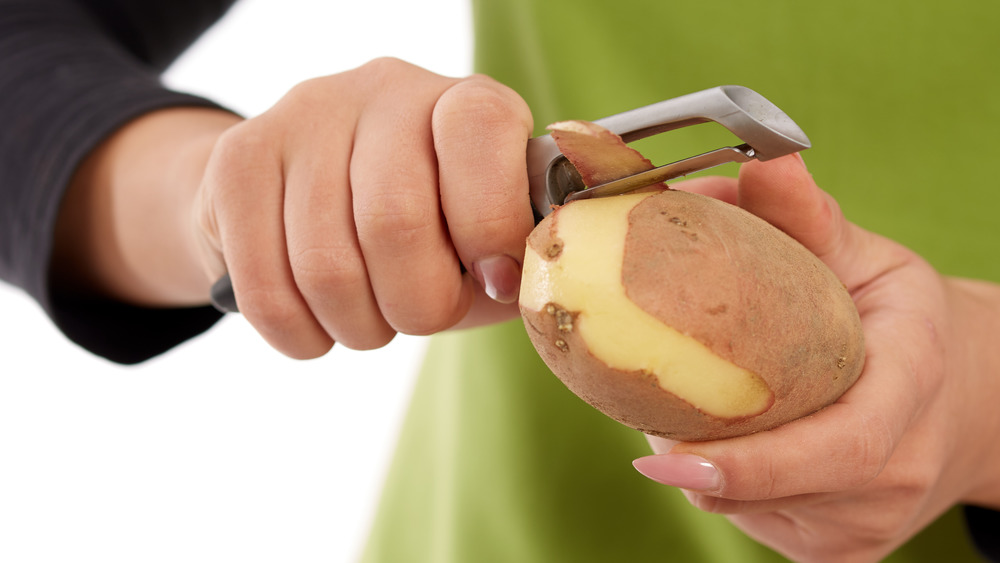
[520,190,865,441]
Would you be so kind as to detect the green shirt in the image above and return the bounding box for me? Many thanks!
[363,1,998,561]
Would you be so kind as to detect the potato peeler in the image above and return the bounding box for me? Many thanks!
[527,84,810,217]
[210,85,810,312]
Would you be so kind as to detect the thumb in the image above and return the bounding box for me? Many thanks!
[737,154,841,256]
[737,154,868,288]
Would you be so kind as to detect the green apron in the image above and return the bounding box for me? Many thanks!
[363,1,998,560]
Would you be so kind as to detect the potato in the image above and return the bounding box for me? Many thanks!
[519,189,864,441]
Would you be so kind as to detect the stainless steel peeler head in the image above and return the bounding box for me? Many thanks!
[526,85,811,218]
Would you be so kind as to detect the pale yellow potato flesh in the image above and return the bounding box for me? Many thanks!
[520,193,771,418]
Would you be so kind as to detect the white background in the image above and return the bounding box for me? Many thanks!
[0,1,472,561]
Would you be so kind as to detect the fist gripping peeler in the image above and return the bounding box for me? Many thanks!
[211,85,810,313]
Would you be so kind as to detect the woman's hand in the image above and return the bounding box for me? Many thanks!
[632,154,1000,562]
[61,58,535,359]
[194,58,535,358]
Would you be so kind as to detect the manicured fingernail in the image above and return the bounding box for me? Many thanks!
[632,454,721,492]
[473,254,521,304]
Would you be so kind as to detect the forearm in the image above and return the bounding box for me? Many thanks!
[52,107,241,307]
[0,0,236,361]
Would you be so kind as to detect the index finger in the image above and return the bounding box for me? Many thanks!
[433,76,535,304]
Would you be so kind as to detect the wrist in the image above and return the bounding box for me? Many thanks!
[946,276,1000,510]
[55,107,242,307]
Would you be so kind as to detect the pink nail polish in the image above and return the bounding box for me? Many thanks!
[632,454,721,492]
[473,254,521,304]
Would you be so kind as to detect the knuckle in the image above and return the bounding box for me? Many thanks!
[358,56,410,75]
[281,57,431,118]
[838,506,911,552]
[384,284,467,336]
[281,76,330,109]
[911,314,947,398]
[238,285,304,334]
[877,454,940,512]
[843,413,895,488]
[455,81,510,123]
[436,75,529,134]
[398,308,454,336]
[206,122,275,196]
[466,199,526,236]
[355,190,438,247]
[350,57,418,91]
[719,444,782,502]
[213,120,269,164]
[340,329,397,352]
[285,248,405,350]
[757,454,781,499]
[289,245,366,298]
[236,284,332,359]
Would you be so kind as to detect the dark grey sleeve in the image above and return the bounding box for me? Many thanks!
[0,0,236,363]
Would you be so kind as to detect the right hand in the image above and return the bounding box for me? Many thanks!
[193,58,535,358]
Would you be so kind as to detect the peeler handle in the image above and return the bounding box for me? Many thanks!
[211,273,238,313]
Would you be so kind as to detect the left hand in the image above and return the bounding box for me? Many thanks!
[631,154,1000,562]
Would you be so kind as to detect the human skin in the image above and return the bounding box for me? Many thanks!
[633,155,1000,562]
[54,58,533,358]
[54,59,999,561]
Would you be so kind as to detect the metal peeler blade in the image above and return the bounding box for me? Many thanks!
[526,85,811,216]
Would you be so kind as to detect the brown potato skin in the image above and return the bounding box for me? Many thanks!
[521,190,865,441]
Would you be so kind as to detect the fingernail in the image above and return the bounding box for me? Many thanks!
[473,254,521,304]
[632,454,721,492]
[792,151,809,171]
